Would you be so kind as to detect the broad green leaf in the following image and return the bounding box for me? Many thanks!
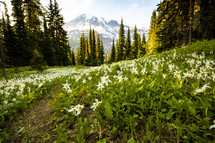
[127,137,136,143]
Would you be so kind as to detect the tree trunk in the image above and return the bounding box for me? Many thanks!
[199,0,210,39]
[189,0,195,43]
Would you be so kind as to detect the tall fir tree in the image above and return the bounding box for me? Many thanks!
[99,40,104,64]
[76,48,80,65]
[91,29,97,65]
[132,25,138,59]
[88,27,92,55]
[106,48,111,63]
[125,27,131,59]
[41,16,56,66]
[71,48,76,65]
[137,34,143,58]
[79,33,86,64]
[2,8,17,66]
[96,35,101,65]
[146,10,158,54]
[118,19,125,60]
[111,39,116,62]
[47,0,70,66]
[25,0,46,70]
[11,0,33,66]
[115,39,119,62]
[84,39,90,65]
[53,0,70,66]
[141,33,146,56]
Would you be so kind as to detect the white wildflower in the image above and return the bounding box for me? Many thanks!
[63,83,70,90]
[195,84,210,94]
[91,99,102,111]
[75,104,84,116]
[97,83,104,90]
[101,75,111,86]
[210,120,215,129]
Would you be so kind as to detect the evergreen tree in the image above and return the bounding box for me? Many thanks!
[53,0,70,66]
[142,33,146,56]
[100,40,104,64]
[76,48,80,65]
[118,19,125,60]
[106,48,111,63]
[111,39,116,62]
[2,12,17,66]
[88,27,92,55]
[96,35,101,65]
[137,34,143,58]
[132,25,138,59]
[199,0,215,39]
[91,29,97,65]
[154,0,215,52]
[84,39,90,65]
[11,0,33,66]
[25,0,46,70]
[79,33,86,64]
[115,39,119,61]
[125,27,131,59]
[41,16,56,66]
[71,48,76,65]
[146,11,158,54]
[105,51,108,63]
[47,0,70,66]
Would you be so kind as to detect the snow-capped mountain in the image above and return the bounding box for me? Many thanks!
[64,14,148,52]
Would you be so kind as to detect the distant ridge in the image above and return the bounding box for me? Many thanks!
[64,14,148,52]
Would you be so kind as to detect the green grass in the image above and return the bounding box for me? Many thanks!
[0,39,215,142]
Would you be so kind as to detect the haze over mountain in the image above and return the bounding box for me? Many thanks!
[64,14,148,52]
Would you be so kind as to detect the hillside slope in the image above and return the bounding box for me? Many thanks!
[1,40,215,142]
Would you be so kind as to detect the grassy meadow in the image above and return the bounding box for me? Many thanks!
[0,40,215,142]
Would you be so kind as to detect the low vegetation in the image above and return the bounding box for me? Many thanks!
[0,40,215,142]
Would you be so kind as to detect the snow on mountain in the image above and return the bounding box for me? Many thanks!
[64,14,148,52]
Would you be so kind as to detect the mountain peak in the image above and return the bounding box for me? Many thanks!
[65,14,148,51]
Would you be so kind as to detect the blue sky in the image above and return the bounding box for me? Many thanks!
[4,0,160,29]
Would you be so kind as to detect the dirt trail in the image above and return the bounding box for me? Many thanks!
[7,84,62,143]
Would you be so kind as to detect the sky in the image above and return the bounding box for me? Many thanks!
[3,0,161,29]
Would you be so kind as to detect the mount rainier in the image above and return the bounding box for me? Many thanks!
[64,14,148,52]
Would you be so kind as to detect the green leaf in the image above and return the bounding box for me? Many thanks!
[97,137,111,143]
[106,125,118,135]
[166,110,174,120]
[104,101,113,120]
[138,79,144,84]
[16,127,25,134]
[138,85,144,91]
[127,137,136,143]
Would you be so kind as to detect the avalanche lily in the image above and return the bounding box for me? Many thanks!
[68,106,78,116]
[210,120,215,129]
[101,75,111,85]
[97,82,104,90]
[76,104,84,116]
[91,99,102,111]
[195,84,210,94]
[63,83,70,90]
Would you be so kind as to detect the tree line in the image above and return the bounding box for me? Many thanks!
[104,0,215,63]
[147,0,215,53]
[1,0,214,69]
[108,19,147,62]
[75,19,147,66]
[74,28,104,66]
[0,0,72,70]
